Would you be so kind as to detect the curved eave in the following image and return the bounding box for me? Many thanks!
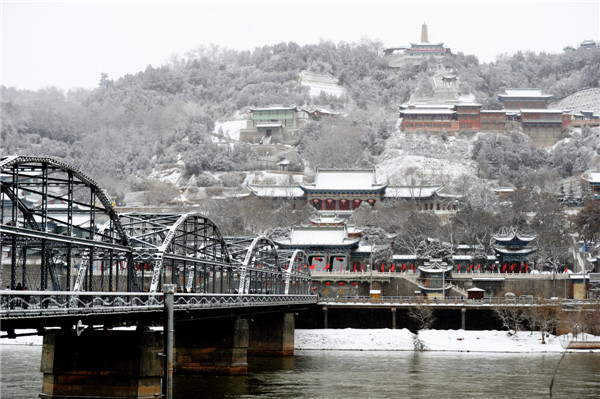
[299,186,387,194]
[493,247,536,255]
[275,241,359,250]
[417,284,453,292]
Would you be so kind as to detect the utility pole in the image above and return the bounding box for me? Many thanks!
[163,284,175,399]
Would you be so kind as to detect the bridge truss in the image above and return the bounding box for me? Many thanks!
[1,156,312,296]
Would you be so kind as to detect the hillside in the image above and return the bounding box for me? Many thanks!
[1,41,599,207]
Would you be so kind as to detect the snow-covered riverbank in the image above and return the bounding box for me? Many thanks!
[3,328,599,353]
[295,329,600,353]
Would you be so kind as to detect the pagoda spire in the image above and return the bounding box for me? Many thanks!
[421,22,429,43]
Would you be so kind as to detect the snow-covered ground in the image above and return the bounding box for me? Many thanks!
[213,120,247,142]
[295,329,600,353]
[3,328,598,354]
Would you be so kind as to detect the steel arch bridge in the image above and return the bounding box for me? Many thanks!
[0,156,312,296]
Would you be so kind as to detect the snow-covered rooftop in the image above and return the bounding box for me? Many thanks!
[583,172,600,184]
[247,184,304,198]
[383,185,444,198]
[401,109,455,115]
[276,226,358,247]
[499,88,553,98]
[302,168,385,191]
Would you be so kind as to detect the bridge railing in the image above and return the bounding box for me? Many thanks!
[319,296,590,306]
[0,291,317,317]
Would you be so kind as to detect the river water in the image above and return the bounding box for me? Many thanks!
[2,345,599,398]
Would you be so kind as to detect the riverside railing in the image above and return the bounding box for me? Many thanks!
[0,291,317,317]
[318,296,593,306]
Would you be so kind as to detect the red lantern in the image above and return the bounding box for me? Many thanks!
[339,282,344,286]
[335,257,343,261]
[312,286,317,290]
[352,282,358,286]
[327,199,333,204]
[325,281,331,286]
[354,199,360,203]
[313,199,319,204]
[341,199,346,204]
[368,199,374,205]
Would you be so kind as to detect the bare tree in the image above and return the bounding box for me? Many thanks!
[408,305,436,330]
[526,305,559,344]
[494,305,526,334]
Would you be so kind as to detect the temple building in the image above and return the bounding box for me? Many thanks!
[274,224,364,273]
[417,259,453,298]
[299,168,387,213]
[239,106,307,145]
[383,23,451,68]
[239,106,335,145]
[498,88,553,109]
[520,109,565,146]
[247,168,460,215]
[491,228,537,273]
[582,172,600,200]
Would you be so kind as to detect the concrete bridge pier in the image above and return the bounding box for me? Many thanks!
[40,329,163,399]
[175,318,249,375]
[248,313,295,356]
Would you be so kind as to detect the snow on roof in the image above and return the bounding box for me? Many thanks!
[520,109,563,114]
[249,106,298,112]
[247,185,304,198]
[302,168,385,191]
[393,254,418,260]
[277,226,358,247]
[583,172,600,183]
[480,110,507,113]
[400,103,455,110]
[493,247,537,255]
[499,88,553,98]
[467,287,485,292]
[401,109,455,115]
[383,185,443,198]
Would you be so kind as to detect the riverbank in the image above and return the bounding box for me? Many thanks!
[295,329,600,352]
[3,328,599,353]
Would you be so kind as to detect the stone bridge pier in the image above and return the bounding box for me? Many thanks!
[40,313,296,398]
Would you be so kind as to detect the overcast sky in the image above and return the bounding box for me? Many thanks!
[2,0,599,91]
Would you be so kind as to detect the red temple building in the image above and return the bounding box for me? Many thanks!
[498,88,553,109]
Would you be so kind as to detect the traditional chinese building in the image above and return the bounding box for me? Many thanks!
[491,228,537,273]
[399,105,458,132]
[248,168,459,215]
[239,106,309,145]
[582,172,600,200]
[520,109,564,146]
[417,258,453,298]
[498,88,553,109]
[274,224,361,273]
[300,168,387,214]
[480,110,507,132]
[456,103,482,130]
[383,23,451,68]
